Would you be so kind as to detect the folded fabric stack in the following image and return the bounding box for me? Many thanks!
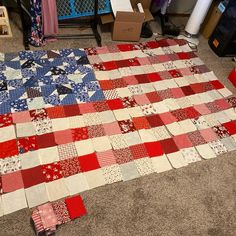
[32,195,86,235]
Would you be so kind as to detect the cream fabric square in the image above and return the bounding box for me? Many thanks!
[113,108,130,121]
[164,98,180,111]
[109,134,128,149]
[69,115,85,129]
[152,101,169,113]
[0,197,3,217]
[92,136,112,152]
[194,73,207,83]
[191,57,204,66]
[123,131,142,146]
[151,155,172,173]
[83,113,102,126]
[207,90,222,100]
[173,60,186,69]
[16,122,36,137]
[218,88,232,97]
[116,87,132,98]
[39,146,60,165]
[25,183,49,208]
[196,144,216,159]
[46,179,69,201]
[102,164,123,184]
[203,71,218,81]
[20,150,41,169]
[140,83,155,93]
[178,119,197,134]
[152,126,171,140]
[176,97,191,108]
[170,45,182,53]
[139,129,157,142]
[99,53,113,62]
[108,69,121,80]
[120,162,140,181]
[64,173,89,195]
[2,189,28,215]
[188,94,202,105]
[128,107,143,118]
[215,111,231,124]
[0,125,15,143]
[175,77,189,87]
[142,65,156,74]
[100,110,116,124]
[153,81,168,91]
[224,108,236,120]
[167,151,188,169]
[110,52,124,60]
[185,75,198,85]
[134,158,154,176]
[94,71,109,81]
[153,63,166,72]
[52,118,70,132]
[204,114,220,127]
[164,79,178,89]
[75,139,94,156]
[166,122,183,136]
[181,147,202,164]
[118,67,132,77]
[130,65,144,75]
[180,44,192,52]
[85,169,106,189]
[199,93,214,104]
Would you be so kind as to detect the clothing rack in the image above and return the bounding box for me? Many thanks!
[13,0,102,50]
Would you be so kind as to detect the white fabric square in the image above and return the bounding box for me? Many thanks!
[102,164,123,184]
[139,129,157,142]
[166,122,183,136]
[46,179,69,201]
[100,110,116,124]
[188,94,202,105]
[178,119,197,134]
[69,115,85,129]
[109,134,128,149]
[92,136,112,152]
[128,107,143,118]
[108,69,121,80]
[140,83,155,93]
[113,108,130,121]
[130,65,144,75]
[52,118,70,132]
[0,125,15,143]
[120,162,140,181]
[196,144,216,159]
[83,113,102,126]
[98,53,113,62]
[192,116,209,130]
[167,151,188,169]
[185,75,198,85]
[164,98,180,111]
[181,147,202,164]
[20,151,41,169]
[173,60,186,69]
[116,87,132,98]
[39,146,60,165]
[199,93,214,104]
[224,108,236,120]
[153,81,168,91]
[16,122,36,137]
[142,65,155,74]
[123,131,142,146]
[152,101,169,113]
[204,114,220,127]
[163,79,178,89]
[152,126,171,140]
[134,158,154,176]
[25,183,49,208]
[153,63,166,72]
[207,90,222,100]
[94,71,109,81]
[175,77,189,87]
[85,169,106,189]
[218,88,232,97]
[2,189,28,215]
[215,111,231,124]
[170,45,182,53]
[75,139,94,156]
[176,97,191,108]
[119,67,132,77]
[151,155,172,173]
[64,173,89,195]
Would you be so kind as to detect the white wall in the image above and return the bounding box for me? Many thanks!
[168,0,197,14]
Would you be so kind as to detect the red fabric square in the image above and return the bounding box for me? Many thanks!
[215,99,231,110]
[78,103,96,114]
[29,108,48,121]
[157,39,169,47]
[146,115,164,128]
[171,109,189,121]
[190,83,205,94]
[132,117,150,130]
[130,144,148,159]
[71,127,88,142]
[170,88,185,99]
[54,130,73,145]
[21,166,45,188]
[42,162,63,182]
[187,131,206,146]
[0,139,19,159]
[121,96,138,108]
[160,138,179,154]
[145,141,164,157]
[102,61,118,71]
[127,58,141,66]
[2,171,24,193]
[159,112,177,125]
[113,148,133,164]
[211,80,224,90]
[118,119,136,134]
[146,41,159,49]
[135,74,149,84]
[181,86,195,96]
[99,80,113,90]
[47,106,65,119]
[184,107,201,119]
[169,69,182,78]
[37,133,57,149]
[107,99,124,110]
[147,73,162,82]
[146,92,162,103]
[79,153,100,172]
[111,79,126,89]
[88,125,105,138]
[93,101,110,112]
[194,104,211,115]
[65,195,87,220]
[103,122,121,135]
[173,134,193,149]
[177,52,190,60]
[0,113,13,128]
[18,136,38,154]
[223,121,236,135]
[122,76,138,86]
[115,59,129,68]
[12,111,31,123]
[60,157,81,177]
[117,43,134,51]
[63,104,80,116]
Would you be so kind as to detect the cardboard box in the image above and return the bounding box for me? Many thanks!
[101,0,153,42]
[0,7,12,38]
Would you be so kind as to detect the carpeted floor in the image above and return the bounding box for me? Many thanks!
[0,12,236,236]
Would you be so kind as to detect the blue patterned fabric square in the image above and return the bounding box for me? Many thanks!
[10,99,28,112]
[83,72,96,83]
[43,94,61,106]
[89,90,105,102]
[7,79,23,89]
[60,94,77,105]
[41,85,57,97]
[86,81,101,91]
[75,92,90,103]
[0,91,9,103]
[9,88,26,101]
[0,101,11,114]
[23,77,39,88]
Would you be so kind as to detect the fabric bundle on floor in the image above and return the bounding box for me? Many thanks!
[0,39,236,234]
[32,195,86,235]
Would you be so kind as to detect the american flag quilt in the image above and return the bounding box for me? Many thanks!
[1,39,236,225]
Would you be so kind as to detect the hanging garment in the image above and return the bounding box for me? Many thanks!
[29,0,45,47]
[42,0,59,38]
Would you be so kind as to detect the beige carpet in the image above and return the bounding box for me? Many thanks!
[0,12,235,236]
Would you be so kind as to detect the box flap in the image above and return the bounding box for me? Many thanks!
[144,9,154,22]
[100,13,114,24]
[116,11,144,22]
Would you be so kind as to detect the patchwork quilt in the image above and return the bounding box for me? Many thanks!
[1,39,236,225]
